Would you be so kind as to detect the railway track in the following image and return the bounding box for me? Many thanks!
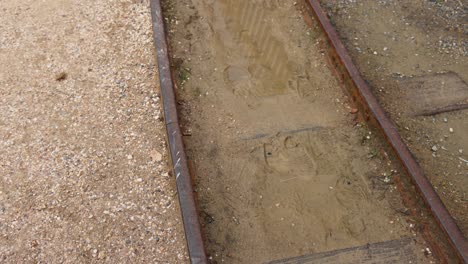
[150,0,468,263]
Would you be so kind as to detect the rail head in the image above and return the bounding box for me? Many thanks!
[150,0,208,263]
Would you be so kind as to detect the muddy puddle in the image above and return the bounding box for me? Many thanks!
[162,0,431,263]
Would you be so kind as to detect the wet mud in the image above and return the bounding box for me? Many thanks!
[162,0,432,263]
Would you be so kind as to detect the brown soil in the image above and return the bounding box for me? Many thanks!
[163,0,434,263]
[321,0,467,236]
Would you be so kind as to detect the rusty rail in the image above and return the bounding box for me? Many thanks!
[150,0,208,263]
[304,0,467,262]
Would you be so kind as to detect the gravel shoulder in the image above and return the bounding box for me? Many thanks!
[0,0,187,262]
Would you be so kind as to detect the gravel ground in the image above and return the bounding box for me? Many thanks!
[0,0,188,263]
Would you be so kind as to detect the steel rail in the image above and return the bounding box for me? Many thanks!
[150,0,208,263]
[304,0,468,262]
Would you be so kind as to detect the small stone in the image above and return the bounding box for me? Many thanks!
[431,145,438,152]
[449,128,454,133]
[127,154,133,160]
[150,150,162,162]
[383,47,388,51]
[55,72,67,81]
[373,51,378,55]
[30,240,39,247]
[443,118,448,123]
[424,247,432,256]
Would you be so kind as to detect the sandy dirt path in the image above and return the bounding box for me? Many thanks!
[0,0,187,262]
[162,0,433,263]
